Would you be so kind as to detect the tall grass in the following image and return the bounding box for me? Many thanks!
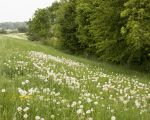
[0,34,150,120]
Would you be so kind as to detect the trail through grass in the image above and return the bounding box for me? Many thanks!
[0,34,150,120]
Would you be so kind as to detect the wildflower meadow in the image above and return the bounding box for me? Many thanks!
[0,34,150,120]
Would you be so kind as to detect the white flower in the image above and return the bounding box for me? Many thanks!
[67,104,70,108]
[51,115,55,119]
[40,118,45,120]
[77,109,83,115]
[25,80,30,84]
[87,117,93,120]
[148,94,150,98]
[87,98,92,103]
[71,101,77,107]
[35,116,41,120]
[22,82,26,85]
[2,89,6,93]
[18,88,27,96]
[23,114,28,119]
[86,110,91,114]
[39,96,44,101]
[94,101,98,105]
[111,116,116,120]
[111,109,114,113]
[17,107,22,112]
[23,107,29,112]
[91,108,94,112]
[79,105,83,109]
[135,100,141,108]
[78,101,82,104]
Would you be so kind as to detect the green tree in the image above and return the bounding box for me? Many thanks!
[27,8,51,41]
[89,0,125,63]
[26,0,150,71]
[57,0,81,53]
[0,28,7,34]
[75,0,94,54]
[121,0,150,67]
[47,2,60,37]
[18,27,28,33]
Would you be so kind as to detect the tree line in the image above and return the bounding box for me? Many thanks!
[0,22,28,33]
[27,0,150,71]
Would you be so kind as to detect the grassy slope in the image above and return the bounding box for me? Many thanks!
[0,34,150,120]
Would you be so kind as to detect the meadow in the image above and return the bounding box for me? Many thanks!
[0,34,150,120]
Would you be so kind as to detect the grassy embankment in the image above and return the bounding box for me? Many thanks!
[0,34,150,120]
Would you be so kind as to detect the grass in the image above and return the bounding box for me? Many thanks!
[0,34,150,120]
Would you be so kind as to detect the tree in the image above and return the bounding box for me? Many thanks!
[58,0,81,53]
[27,8,51,41]
[89,0,125,63]
[0,28,6,34]
[26,0,150,71]
[18,27,28,33]
[120,0,150,67]
[47,2,60,37]
[75,0,94,54]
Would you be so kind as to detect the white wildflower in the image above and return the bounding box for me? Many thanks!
[2,89,6,93]
[135,100,141,108]
[35,116,41,120]
[111,116,116,120]
[77,109,83,115]
[71,101,77,107]
[87,117,93,120]
[51,115,55,119]
[87,98,92,103]
[23,114,28,119]
[86,110,91,114]
[79,105,83,109]
[23,107,29,112]
[94,101,98,105]
[25,80,30,84]
[22,82,26,85]
[17,107,22,112]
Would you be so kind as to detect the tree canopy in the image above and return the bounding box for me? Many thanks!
[27,0,150,71]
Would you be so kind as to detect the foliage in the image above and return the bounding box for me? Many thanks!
[120,0,150,69]
[75,0,94,54]
[18,27,28,33]
[89,0,125,62]
[27,8,51,41]
[0,22,27,30]
[27,0,150,71]
[57,0,82,53]
[47,2,60,37]
[0,28,7,34]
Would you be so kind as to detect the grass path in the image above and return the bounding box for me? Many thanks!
[0,34,150,120]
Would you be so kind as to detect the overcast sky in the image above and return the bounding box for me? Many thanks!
[0,0,57,22]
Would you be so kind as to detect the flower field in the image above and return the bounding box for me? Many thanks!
[0,34,150,120]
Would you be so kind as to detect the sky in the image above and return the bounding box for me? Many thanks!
[0,0,57,22]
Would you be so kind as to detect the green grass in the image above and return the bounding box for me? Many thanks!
[0,34,150,120]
